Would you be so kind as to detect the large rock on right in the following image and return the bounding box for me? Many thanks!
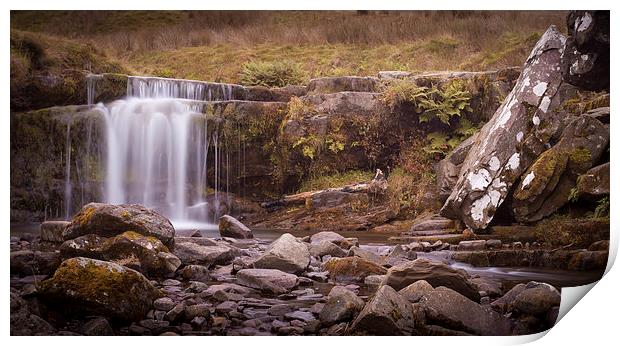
[561,11,610,91]
[63,203,175,248]
[511,115,609,222]
[440,26,567,230]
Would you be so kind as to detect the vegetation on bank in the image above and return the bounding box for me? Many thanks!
[11,11,566,85]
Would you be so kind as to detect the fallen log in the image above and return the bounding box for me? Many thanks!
[261,169,387,209]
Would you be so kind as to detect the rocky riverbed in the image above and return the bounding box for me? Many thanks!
[10,203,607,336]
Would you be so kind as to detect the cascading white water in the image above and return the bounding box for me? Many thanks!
[89,75,235,229]
[98,98,194,221]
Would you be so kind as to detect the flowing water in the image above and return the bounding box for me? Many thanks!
[75,75,243,228]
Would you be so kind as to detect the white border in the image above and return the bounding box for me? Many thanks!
[3,1,617,345]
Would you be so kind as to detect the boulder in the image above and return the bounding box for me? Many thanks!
[252,233,310,274]
[381,258,480,302]
[577,162,609,199]
[59,234,107,260]
[420,286,511,336]
[173,242,237,267]
[37,257,161,322]
[219,214,253,239]
[441,26,567,230]
[310,231,345,244]
[562,11,609,91]
[512,115,608,222]
[99,231,181,277]
[319,286,364,325]
[63,203,175,248]
[323,256,387,282]
[309,240,348,258]
[399,280,434,303]
[349,285,416,335]
[509,282,561,316]
[236,269,298,294]
[40,221,69,243]
[348,246,384,264]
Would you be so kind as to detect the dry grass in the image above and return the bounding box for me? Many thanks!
[10,10,567,83]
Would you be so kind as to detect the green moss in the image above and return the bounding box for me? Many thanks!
[74,206,96,225]
[534,214,610,248]
[568,147,592,172]
[514,148,567,201]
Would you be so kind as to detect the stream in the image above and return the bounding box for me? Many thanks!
[11,221,605,290]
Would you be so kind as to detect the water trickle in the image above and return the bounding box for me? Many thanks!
[86,74,103,106]
[64,121,72,220]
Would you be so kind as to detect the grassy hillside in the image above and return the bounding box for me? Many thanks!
[11,10,567,84]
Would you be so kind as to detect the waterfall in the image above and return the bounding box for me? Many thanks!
[127,76,241,101]
[87,75,237,229]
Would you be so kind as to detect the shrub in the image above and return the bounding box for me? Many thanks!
[239,60,304,87]
[380,79,473,125]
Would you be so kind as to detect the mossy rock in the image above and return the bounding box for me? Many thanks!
[64,203,176,248]
[323,256,387,281]
[37,257,162,322]
[100,231,181,277]
[513,148,567,203]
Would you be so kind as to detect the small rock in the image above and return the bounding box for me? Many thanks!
[236,269,298,294]
[457,240,486,251]
[181,265,211,283]
[154,297,175,312]
[81,317,114,336]
[485,239,502,249]
[219,215,253,239]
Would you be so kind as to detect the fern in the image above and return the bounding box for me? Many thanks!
[568,187,580,203]
[594,197,610,218]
